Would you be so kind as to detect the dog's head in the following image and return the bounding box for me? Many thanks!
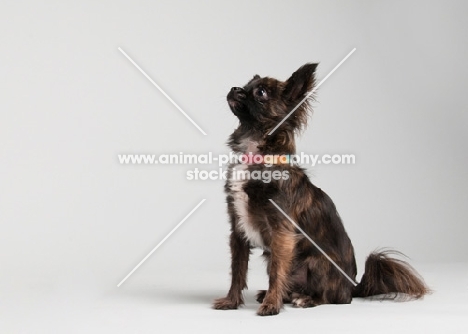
[227,63,317,134]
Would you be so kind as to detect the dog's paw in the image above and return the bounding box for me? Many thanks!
[213,297,240,310]
[256,290,267,303]
[291,294,316,308]
[257,302,280,316]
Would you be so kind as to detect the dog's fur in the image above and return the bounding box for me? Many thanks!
[213,64,429,316]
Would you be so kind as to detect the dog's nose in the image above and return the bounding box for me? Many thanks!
[231,87,244,96]
[228,86,246,102]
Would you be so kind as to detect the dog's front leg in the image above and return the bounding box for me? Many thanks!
[213,230,250,310]
[257,231,295,316]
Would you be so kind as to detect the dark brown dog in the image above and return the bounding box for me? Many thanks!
[213,64,428,316]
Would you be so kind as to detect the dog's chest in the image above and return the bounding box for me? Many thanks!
[228,164,265,249]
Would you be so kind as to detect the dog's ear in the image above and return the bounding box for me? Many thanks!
[247,74,261,85]
[283,63,317,102]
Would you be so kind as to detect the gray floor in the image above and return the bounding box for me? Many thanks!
[2,261,467,333]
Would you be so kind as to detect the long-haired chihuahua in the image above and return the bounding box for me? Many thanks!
[213,64,428,316]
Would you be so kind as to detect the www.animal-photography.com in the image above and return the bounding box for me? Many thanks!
[1,1,467,333]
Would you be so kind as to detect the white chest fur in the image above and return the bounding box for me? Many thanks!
[229,164,265,248]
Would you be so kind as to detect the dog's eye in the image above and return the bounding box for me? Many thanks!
[255,87,267,98]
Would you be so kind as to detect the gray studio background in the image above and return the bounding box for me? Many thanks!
[1,0,467,305]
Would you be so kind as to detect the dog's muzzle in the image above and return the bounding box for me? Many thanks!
[227,87,247,112]
[228,87,246,101]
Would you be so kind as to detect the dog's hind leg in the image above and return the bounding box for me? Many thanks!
[291,292,320,308]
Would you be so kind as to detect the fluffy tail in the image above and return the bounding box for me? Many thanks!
[353,250,430,300]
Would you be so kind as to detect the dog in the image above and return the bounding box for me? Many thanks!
[213,63,429,316]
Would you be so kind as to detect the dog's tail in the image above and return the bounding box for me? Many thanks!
[352,250,429,300]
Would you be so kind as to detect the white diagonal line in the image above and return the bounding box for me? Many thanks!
[268,199,357,286]
[118,47,207,136]
[268,48,356,136]
[117,199,206,287]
